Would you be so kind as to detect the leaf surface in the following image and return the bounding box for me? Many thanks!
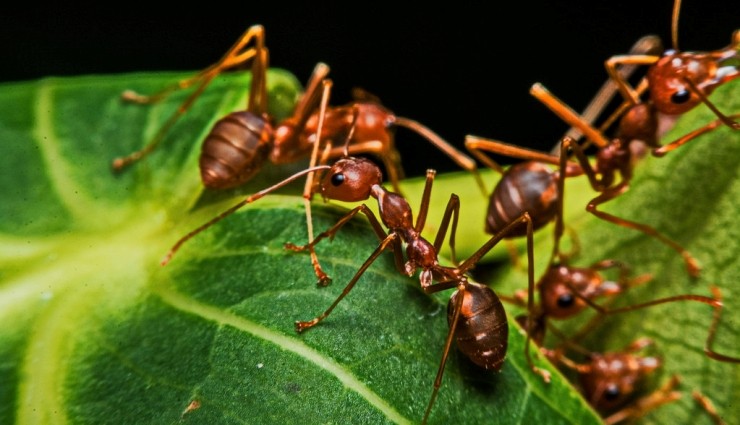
[0,70,602,425]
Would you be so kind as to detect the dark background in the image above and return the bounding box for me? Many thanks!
[2,1,737,178]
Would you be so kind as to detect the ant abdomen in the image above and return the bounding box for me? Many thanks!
[486,162,559,236]
[199,111,274,189]
[447,282,508,371]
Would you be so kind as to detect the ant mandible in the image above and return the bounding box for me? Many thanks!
[282,153,536,424]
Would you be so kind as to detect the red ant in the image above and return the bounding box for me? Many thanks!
[461,36,665,268]
[111,25,482,196]
[500,258,651,379]
[543,294,733,425]
[486,133,740,381]
[468,0,739,279]
[603,0,740,159]
[465,76,708,279]
[545,337,698,424]
[514,258,740,385]
[158,76,340,283]
[521,0,740,276]
[281,153,536,424]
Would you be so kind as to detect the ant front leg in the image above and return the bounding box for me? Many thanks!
[691,389,727,425]
[293,233,399,332]
[284,204,405,286]
[299,80,335,286]
[411,168,463,266]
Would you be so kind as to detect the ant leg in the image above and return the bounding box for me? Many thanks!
[402,168,461,266]
[394,117,487,196]
[530,83,612,149]
[653,113,740,157]
[113,25,266,171]
[682,78,740,130]
[603,375,682,425]
[557,35,663,150]
[604,54,660,106]
[160,165,331,266]
[294,233,398,332]
[572,286,740,363]
[585,184,701,278]
[421,280,466,425]
[122,25,265,105]
[464,135,564,169]
[692,390,726,425]
[284,204,406,281]
[551,138,573,263]
[414,169,437,235]
[703,286,740,363]
[432,194,461,266]
[301,80,334,286]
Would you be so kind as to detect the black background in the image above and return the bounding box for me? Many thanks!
[2,1,737,178]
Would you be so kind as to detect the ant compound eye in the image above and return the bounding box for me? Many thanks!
[604,384,621,401]
[331,173,345,186]
[557,293,575,309]
[671,89,691,104]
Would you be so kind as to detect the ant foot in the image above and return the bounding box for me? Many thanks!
[284,242,308,252]
[295,319,318,333]
[533,367,552,384]
[121,90,152,104]
[684,254,701,279]
[111,157,127,172]
[316,274,332,287]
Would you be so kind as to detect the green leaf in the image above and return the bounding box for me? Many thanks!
[0,71,601,425]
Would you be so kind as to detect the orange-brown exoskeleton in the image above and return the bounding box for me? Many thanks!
[112,25,482,195]
[282,155,536,424]
[603,0,740,158]
[547,338,682,424]
[464,35,665,267]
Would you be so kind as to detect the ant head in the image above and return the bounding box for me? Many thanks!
[578,338,662,414]
[539,264,618,319]
[580,351,657,413]
[647,48,740,115]
[320,157,383,202]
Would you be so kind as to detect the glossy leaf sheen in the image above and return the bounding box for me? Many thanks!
[0,71,603,425]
